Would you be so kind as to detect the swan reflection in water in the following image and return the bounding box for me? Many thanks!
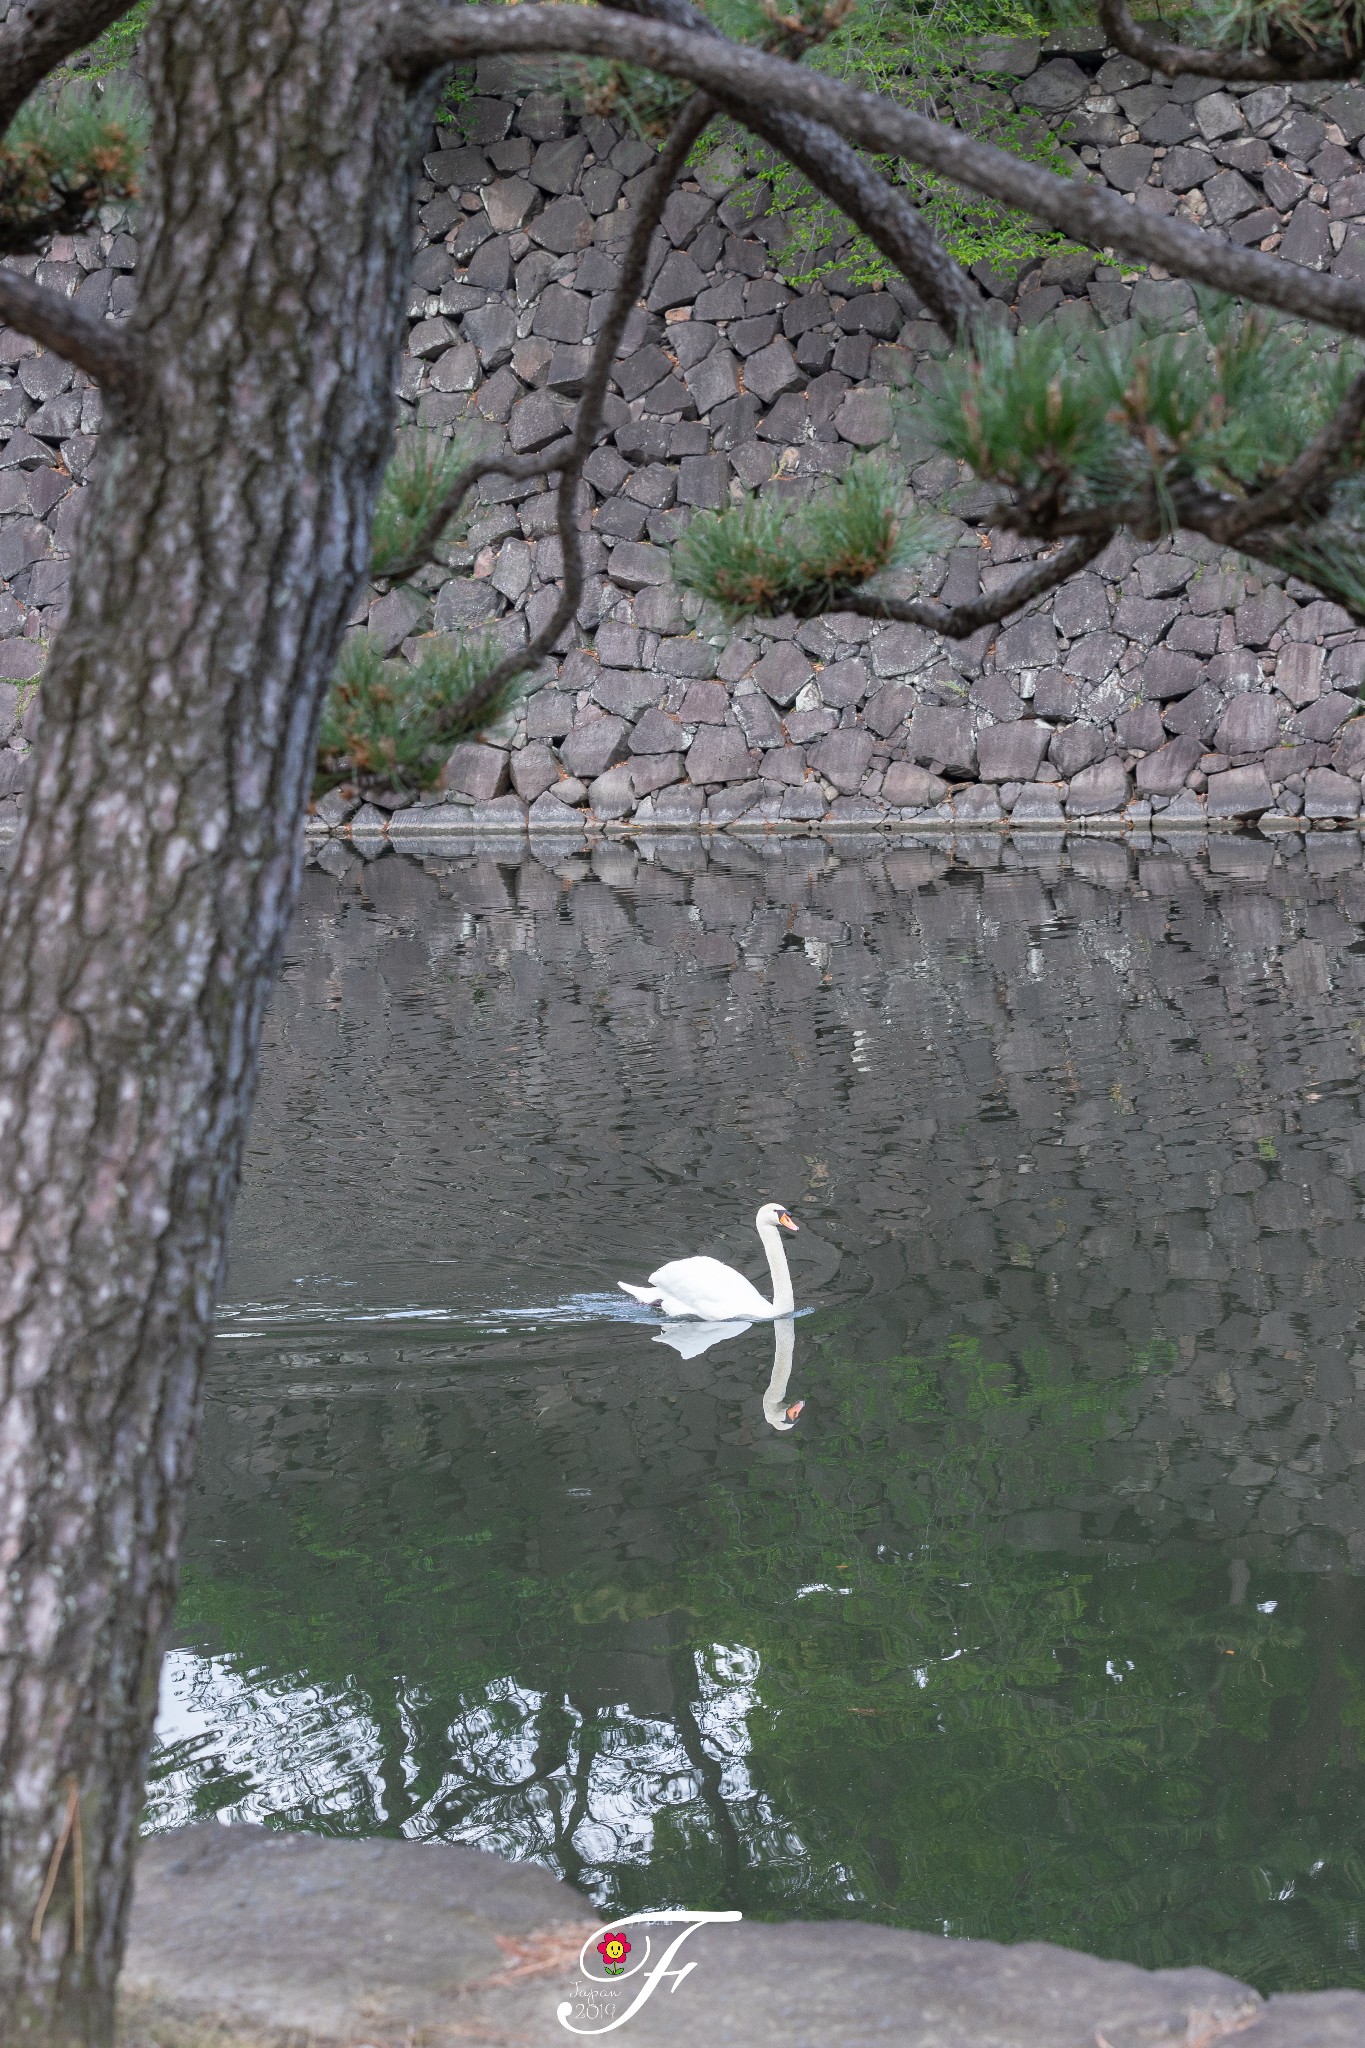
[652,1314,804,1431]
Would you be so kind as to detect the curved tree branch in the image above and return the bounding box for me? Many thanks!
[840,530,1112,635]
[611,0,981,343]
[0,266,140,398]
[1097,0,1360,82]
[0,0,137,134]
[435,92,717,731]
[394,6,1365,341]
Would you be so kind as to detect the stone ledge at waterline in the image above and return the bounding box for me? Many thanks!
[117,1824,1365,2048]
[11,56,1365,835]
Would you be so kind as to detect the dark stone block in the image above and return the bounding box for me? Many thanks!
[1014,57,1088,111]
[647,250,707,311]
[1136,733,1203,795]
[751,643,813,706]
[531,285,588,345]
[528,196,593,255]
[686,725,759,784]
[809,728,875,792]
[835,292,901,337]
[1142,649,1205,701]
[1297,691,1356,741]
[1099,144,1155,191]
[1163,680,1224,742]
[677,454,730,509]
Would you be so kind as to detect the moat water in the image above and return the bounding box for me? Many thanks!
[149,829,1365,1993]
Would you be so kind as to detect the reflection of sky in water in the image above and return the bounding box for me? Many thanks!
[151,1644,830,1910]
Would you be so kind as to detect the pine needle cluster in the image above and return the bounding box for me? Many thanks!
[1265,487,1365,616]
[910,301,1365,610]
[1197,0,1365,58]
[926,301,1352,507]
[675,460,940,618]
[0,92,145,255]
[317,632,513,796]
[369,432,481,578]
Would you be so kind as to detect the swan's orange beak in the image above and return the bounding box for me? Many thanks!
[777,1209,798,1231]
[785,1400,805,1422]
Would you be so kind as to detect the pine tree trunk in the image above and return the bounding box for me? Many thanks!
[0,5,429,2040]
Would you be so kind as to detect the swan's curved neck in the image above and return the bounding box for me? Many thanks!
[757,1218,795,1315]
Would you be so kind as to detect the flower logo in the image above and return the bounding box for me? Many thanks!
[596,1931,631,1976]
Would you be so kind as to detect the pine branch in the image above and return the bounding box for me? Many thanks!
[0,92,143,255]
[0,1,138,136]
[446,90,716,733]
[610,0,980,343]
[318,631,511,795]
[394,5,1365,341]
[0,265,139,396]
[1213,365,1365,543]
[362,89,715,764]
[838,532,1114,637]
[1097,0,1361,82]
[677,460,943,617]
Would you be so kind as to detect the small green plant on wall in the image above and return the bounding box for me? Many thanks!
[564,0,1088,287]
[58,0,154,82]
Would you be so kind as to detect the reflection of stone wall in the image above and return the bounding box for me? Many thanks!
[9,51,1365,838]
[234,832,1365,1576]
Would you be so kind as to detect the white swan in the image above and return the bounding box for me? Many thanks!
[619,1203,798,1321]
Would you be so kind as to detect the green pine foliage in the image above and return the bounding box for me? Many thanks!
[675,458,943,617]
[316,632,512,796]
[556,0,1083,287]
[0,88,145,253]
[1196,0,1365,57]
[369,432,482,579]
[56,2,154,81]
[759,0,1081,286]
[912,300,1365,612]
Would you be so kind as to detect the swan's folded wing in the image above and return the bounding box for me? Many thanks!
[647,1255,772,1322]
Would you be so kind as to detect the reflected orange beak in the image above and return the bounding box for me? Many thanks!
[785,1400,805,1422]
[777,1210,798,1232]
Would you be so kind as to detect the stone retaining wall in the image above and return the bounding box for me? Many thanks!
[9,44,1365,836]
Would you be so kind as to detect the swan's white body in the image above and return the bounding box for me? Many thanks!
[620,1203,798,1321]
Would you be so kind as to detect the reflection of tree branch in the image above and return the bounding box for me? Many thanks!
[667,1641,751,1909]
[1097,0,1359,81]
[535,1697,591,1891]
[557,1700,602,1888]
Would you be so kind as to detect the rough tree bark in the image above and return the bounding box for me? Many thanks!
[0,3,435,2041]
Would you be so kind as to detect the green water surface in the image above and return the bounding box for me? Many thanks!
[151,837,1365,1994]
